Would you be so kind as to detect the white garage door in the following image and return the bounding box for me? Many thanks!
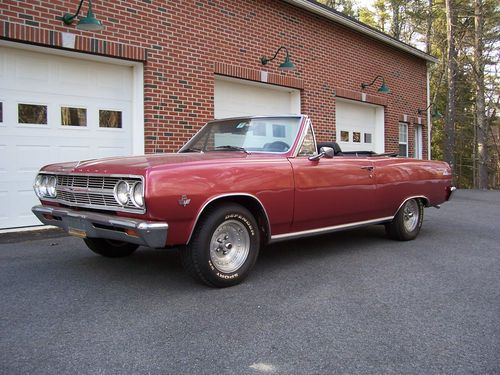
[214,76,300,118]
[0,46,135,229]
[336,99,385,153]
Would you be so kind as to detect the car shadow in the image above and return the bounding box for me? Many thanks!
[59,224,391,289]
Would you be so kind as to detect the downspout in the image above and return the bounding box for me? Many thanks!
[427,64,432,160]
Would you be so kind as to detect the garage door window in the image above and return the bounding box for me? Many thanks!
[99,110,122,128]
[61,107,87,127]
[399,122,408,157]
[18,104,47,125]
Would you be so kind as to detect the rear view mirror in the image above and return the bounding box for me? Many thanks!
[308,146,334,161]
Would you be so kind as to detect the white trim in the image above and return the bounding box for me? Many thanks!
[399,122,408,157]
[132,63,145,155]
[270,216,394,242]
[283,0,438,63]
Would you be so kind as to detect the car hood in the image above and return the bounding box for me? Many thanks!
[41,152,282,175]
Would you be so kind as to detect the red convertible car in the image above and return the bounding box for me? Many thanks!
[32,115,455,287]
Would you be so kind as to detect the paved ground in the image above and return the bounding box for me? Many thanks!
[1,190,499,374]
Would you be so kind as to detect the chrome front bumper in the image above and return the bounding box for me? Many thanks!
[32,205,168,248]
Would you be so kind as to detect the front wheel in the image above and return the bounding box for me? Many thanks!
[83,238,138,258]
[385,198,424,241]
[181,203,260,287]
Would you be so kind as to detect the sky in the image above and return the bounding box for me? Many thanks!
[356,0,374,10]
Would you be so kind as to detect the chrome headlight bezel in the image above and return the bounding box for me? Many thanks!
[130,181,144,208]
[34,174,44,198]
[46,175,57,198]
[34,174,57,199]
[113,180,130,206]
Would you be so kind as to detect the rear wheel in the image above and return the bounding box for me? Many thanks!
[83,238,138,258]
[181,203,260,288]
[385,198,424,241]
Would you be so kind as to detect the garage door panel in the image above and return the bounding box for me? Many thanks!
[214,77,300,119]
[14,54,50,87]
[96,146,130,159]
[0,45,135,229]
[57,60,91,87]
[56,145,92,162]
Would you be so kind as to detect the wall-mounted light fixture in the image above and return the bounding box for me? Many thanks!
[361,75,390,94]
[260,46,295,71]
[62,0,104,31]
[417,104,443,119]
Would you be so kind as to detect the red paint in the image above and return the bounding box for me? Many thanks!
[40,116,452,247]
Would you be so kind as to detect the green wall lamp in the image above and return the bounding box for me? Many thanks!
[418,104,443,119]
[361,75,390,93]
[62,0,104,31]
[260,46,295,71]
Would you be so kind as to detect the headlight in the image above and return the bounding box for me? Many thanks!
[46,176,57,198]
[114,180,130,205]
[34,175,44,198]
[130,181,144,208]
[34,174,57,199]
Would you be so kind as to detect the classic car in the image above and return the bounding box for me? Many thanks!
[32,115,455,287]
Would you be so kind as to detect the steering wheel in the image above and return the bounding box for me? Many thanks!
[263,141,290,152]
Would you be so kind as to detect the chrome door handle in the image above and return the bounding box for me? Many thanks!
[361,166,374,171]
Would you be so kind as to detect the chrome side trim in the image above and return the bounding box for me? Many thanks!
[186,193,272,244]
[393,195,430,215]
[269,216,394,243]
[32,205,168,248]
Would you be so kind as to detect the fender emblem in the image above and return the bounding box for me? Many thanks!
[178,195,191,207]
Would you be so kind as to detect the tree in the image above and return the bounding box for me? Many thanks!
[474,0,488,188]
[443,0,458,171]
[317,0,358,17]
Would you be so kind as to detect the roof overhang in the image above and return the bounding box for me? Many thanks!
[282,0,438,64]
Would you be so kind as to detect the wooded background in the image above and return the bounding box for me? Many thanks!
[319,0,499,189]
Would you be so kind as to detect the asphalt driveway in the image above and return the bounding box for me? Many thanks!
[1,189,499,374]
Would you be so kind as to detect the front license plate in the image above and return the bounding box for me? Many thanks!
[68,227,87,238]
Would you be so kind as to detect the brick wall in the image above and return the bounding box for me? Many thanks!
[0,0,429,157]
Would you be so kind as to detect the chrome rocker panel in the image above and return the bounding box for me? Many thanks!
[32,205,168,248]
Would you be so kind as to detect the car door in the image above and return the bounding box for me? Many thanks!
[287,124,380,232]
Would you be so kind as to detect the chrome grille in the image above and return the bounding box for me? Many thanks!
[42,173,145,213]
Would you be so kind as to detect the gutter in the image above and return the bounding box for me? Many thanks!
[282,0,438,64]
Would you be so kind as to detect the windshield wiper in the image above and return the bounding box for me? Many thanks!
[213,145,249,153]
[180,147,203,153]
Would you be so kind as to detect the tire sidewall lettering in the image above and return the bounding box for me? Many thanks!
[224,213,255,236]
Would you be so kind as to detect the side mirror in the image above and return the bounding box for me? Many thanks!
[308,147,334,161]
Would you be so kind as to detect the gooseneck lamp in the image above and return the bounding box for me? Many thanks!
[62,0,104,31]
[418,104,443,119]
[260,46,296,71]
[361,75,391,94]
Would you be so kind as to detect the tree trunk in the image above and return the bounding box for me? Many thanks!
[444,0,457,172]
[426,0,433,54]
[391,1,401,39]
[475,0,488,189]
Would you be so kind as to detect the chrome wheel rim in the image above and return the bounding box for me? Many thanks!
[403,200,419,232]
[210,220,250,273]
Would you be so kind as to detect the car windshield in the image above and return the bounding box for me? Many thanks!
[180,117,302,153]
